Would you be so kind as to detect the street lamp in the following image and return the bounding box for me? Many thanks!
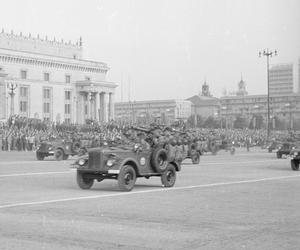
[6,80,18,117]
[259,49,277,139]
[284,103,293,130]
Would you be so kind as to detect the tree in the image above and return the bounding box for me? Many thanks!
[203,116,219,128]
[233,115,248,129]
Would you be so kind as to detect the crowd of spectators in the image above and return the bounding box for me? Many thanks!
[1,115,299,152]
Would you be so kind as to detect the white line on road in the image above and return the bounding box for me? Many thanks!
[0,171,71,178]
[1,174,299,209]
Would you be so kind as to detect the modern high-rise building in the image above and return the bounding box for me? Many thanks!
[0,29,117,123]
[269,63,293,96]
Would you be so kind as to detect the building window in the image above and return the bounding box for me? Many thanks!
[85,76,90,81]
[44,73,50,81]
[20,101,27,113]
[65,104,71,114]
[65,91,71,100]
[84,105,88,115]
[65,75,71,83]
[21,70,27,79]
[43,88,50,99]
[20,86,28,97]
[43,103,50,113]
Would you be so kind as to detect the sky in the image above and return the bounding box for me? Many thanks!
[0,0,299,101]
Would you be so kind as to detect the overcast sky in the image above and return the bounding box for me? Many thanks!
[0,0,299,101]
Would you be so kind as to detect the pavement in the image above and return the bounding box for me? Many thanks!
[0,148,299,250]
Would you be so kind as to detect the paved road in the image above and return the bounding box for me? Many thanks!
[0,149,299,250]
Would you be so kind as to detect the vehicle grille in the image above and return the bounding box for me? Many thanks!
[88,151,101,169]
[39,143,50,152]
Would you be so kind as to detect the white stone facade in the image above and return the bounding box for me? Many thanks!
[0,30,116,123]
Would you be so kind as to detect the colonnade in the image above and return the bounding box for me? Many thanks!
[77,91,114,123]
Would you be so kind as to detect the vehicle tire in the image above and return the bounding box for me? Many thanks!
[118,165,136,191]
[230,147,235,155]
[277,152,282,159]
[291,160,299,171]
[151,148,168,173]
[36,152,45,161]
[72,142,81,154]
[77,171,94,189]
[54,148,64,161]
[63,154,69,160]
[191,152,200,164]
[161,164,176,187]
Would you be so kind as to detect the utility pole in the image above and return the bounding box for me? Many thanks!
[259,49,277,140]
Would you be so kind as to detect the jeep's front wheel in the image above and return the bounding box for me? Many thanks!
[54,149,64,161]
[118,165,136,191]
[161,164,176,187]
[191,152,200,164]
[36,152,45,161]
[77,171,94,189]
[291,159,299,171]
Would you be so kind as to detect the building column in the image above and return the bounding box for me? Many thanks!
[94,92,99,121]
[99,92,104,122]
[103,92,109,122]
[109,92,114,121]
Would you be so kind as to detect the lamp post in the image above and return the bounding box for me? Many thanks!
[6,80,18,117]
[285,103,293,130]
[259,49,277,139]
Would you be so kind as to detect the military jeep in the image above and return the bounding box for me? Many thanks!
[72,144,181,191]
[36,139,81,161]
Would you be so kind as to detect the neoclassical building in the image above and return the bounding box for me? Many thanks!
[0,30,117,123]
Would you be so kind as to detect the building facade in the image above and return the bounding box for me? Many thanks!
[187,82,221,118]
[114,99,192,124]
[269,63,293,96]
[220,93,300,129]
[0,30,116,123]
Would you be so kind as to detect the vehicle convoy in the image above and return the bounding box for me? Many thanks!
[290,147,300,171]
[276,142,295,159]
[72,143,181,191]
[36,139,81,160]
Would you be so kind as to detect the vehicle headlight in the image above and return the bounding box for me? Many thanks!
[78,158,87,166]
[106,159,116,167]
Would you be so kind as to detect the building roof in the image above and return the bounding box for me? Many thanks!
[186,95,220,106]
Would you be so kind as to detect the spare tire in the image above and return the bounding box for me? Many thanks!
[151,148,168,173]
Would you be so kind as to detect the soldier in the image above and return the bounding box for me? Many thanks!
[137,132,150,150]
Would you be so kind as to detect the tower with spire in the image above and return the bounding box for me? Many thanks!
[236,75,248,96]
[200,80,212,97]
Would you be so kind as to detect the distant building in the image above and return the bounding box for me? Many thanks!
[187,81,220,118]
[114,99,192,124]
[220,93,300,129]
[269,63,293,96]
[0,29,116,123]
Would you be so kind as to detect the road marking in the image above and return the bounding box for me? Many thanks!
[0,160,72,165]
[0,174,299,209]
[0,171,71,178]
[0,159,285,177]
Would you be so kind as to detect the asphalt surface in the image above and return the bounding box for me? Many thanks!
[0,148,299,250]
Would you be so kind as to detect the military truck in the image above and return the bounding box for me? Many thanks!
[36,139,81,161]
[72,143,181,191]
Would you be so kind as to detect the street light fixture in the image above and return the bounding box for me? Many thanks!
[6,80,18,117]
[259,49,277,139]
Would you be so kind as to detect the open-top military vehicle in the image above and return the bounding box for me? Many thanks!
[36,139,81,161]
[72,144,181,191]
[72,126,182,191]
[276,142,295,159]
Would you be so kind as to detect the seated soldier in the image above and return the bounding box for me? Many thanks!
[137,132,150,150]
